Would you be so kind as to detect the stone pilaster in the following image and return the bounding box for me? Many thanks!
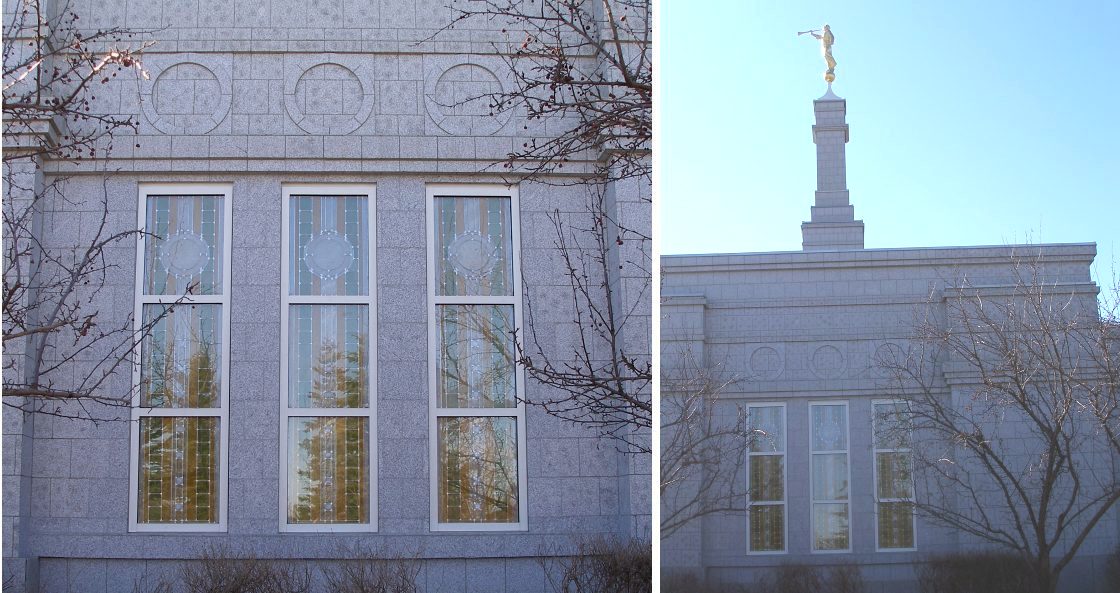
[801,86,864,251]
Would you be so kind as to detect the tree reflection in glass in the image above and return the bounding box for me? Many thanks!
[139,416,219,523]
[813,503,850,550]
[437,305,515,408]
[141,304,220,408]
[437,417,518,522]
[288,417,369,524]
[288,305,368,408]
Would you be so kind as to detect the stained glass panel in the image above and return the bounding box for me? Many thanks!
[144,195,224,295]
[878,501,915,548]
[876,452,913,499]
[813,503,850,551]
[140,304,221,408]
[289,196,368,296]
[749,456,784,502]
[437,305,515,408]
[434,197,514,297]
[138,417,219,523]
[749,505,784,552]
[748,406,784,452]
[287,417,370,524]
[811,404,848,451]
[874,402,912,449]
[288,305,368,408]
[812,453,849,500]
[437,417,519,523]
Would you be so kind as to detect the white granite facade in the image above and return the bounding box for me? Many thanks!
[1,2,651,591]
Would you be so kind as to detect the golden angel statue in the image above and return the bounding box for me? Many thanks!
[799,24,836,83]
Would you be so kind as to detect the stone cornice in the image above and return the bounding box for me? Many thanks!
[663,243,1098,273]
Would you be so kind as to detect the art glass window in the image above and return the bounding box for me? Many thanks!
[811,402,850,551]
[430,190,525,528]
[747,404,785,552]
[281,188,376,530]
[133,188,230,530]
[874,402,915,549]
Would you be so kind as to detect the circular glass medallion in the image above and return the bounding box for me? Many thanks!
[159,231,211,279]
[447,230,499,280]
[303,230,356,280]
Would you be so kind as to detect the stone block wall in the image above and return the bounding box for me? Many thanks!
[2,1,651,591]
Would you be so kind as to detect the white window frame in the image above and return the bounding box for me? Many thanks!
[809,400,852,553]
[129,183,233,533]
[872,399,917,552]
[426,183,528,532]
[745,402,788,555]
[279,183,378,533]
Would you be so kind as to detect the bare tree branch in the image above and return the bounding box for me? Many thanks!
[433,0,651,185]
[3,0,172,422]
[877,253,1120,593]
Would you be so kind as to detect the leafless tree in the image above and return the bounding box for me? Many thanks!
[441,0,651,183]
[3,0,161,420]
[515,186,651,454]
[434,2,652,452]
[4,0,152,161]
[877,257,1120,593]
[659,348,749,540]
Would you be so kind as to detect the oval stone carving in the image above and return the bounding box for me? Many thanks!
[425,63,509,136]
[143,63,229,134]
[286,63,371,135]
[811,345,845,379]
[749,347,783,380]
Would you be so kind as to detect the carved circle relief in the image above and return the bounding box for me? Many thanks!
[142,62,229,134]
[158,230,211,279]
[285,63,372,135]
[810,345,846,379]
[425,63,510,136]
[302,230,356,280]
[873,342,906,377]
[749,347,783,380]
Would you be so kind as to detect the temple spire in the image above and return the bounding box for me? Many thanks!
[800,86,864,251]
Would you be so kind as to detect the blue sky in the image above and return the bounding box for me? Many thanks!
[659,1,1119,280]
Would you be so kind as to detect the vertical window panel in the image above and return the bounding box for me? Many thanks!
[144,195,224,295]
[429,188,525,530]
[287,417,370,524]
[874,401,915,549]
[810,402,850,551]
[132,186,230,532]
[434,197,514,297]
[280,187,376,531]
[747,404,785,552]
[436,305,515,408]
[141,304,222,408]
[287,305,369,409]
[437,417,519,523]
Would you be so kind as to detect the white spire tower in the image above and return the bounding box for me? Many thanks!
[801,87,864,250]
[798,24,864,250]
